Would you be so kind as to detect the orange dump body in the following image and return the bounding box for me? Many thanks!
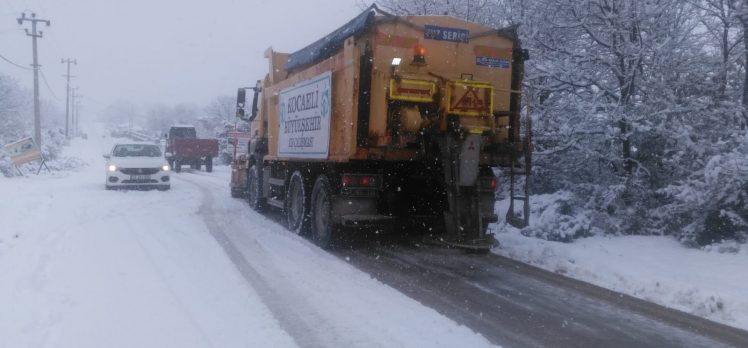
[255,14,524,165]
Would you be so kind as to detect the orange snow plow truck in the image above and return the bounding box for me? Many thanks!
[231,5,531,251]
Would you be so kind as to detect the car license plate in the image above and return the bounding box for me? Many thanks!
[131,175,151,180]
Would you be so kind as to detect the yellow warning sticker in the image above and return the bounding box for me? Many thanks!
[446,81,493,116]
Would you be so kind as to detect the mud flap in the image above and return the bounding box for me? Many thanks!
[458,134,481,186]
[438,133,494,250]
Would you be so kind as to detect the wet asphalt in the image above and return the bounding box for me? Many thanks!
[335,242,748,348]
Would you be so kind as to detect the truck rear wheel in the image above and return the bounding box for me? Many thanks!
[205,157,213,172]
[247,165,265,211]
[311,175,337,248]
[286,171,310,235]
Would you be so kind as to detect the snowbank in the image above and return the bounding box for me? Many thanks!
[493,193,748,331]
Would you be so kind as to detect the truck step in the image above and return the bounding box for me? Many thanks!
[267,197,285,209]
[268,177,285,186]
[340,214,394,227]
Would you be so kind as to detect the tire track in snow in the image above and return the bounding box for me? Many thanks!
[123,216,216,348]
[177,174,341,348]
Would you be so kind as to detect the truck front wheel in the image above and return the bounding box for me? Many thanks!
[247,165,265,211]
[286,171,310,235]
[311,175,337,248]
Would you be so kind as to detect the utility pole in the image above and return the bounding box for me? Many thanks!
[74,100,82,135]
[61,58,76,137]
[70,87,77,136]
[17,12,51,148]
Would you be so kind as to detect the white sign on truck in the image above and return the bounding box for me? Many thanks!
[278,71,332,159]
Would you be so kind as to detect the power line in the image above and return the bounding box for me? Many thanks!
[0,53,32,70]
[38,68,60,101]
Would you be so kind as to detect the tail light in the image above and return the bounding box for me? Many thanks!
[342,174,379,188]
[342,175,353,186]
[413,44,426,64]
[480,176,497,191]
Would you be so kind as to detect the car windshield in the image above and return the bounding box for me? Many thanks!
[112,144,162,157]
[170,127,196,138]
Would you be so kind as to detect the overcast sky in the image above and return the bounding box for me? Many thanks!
[0,0,362,114]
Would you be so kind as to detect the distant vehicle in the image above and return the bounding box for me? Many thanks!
[164,125,219,172]
[104,143,171,191]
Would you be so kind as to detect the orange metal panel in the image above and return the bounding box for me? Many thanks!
[262,15,520,162]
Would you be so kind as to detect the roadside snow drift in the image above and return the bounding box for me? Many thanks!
[494,193,748,331]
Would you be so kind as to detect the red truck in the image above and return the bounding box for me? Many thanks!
[164,125,219,173]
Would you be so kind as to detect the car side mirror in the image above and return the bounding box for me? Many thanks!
[103,154,110,159]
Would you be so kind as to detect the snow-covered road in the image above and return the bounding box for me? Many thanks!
[4,124,747,348]
[178,168,496,348]
[0,125,495,347]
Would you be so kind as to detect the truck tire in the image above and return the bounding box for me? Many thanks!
[205,157,213,172]
[286,171,310,235]
[174,160,182,173]
[247,165,265,211]
[311,175,337,248]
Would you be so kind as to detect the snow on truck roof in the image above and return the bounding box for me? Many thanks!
[283,5,518,72]
[285,7,375,71]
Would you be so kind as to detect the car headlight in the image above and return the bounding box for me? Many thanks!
[108,164,117,172]
[161,164,170,171]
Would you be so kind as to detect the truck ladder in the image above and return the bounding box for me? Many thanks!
[506,92,532,228]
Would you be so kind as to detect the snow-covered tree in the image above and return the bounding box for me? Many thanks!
[0,74,32,145]
[0,73,68,176]
[204,96,235,125]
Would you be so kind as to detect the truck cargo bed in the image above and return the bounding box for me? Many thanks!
[172,138,219,157]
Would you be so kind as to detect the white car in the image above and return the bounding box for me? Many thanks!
[104,143,171,191]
